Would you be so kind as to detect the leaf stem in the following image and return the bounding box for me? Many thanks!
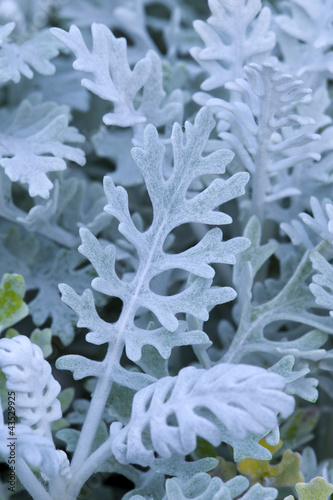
[68,438,112,499]
[16,458,52,500]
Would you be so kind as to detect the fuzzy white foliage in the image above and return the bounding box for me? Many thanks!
[59,108,250,374]
[0,95,85,199]
[300,198,333,246]
[310,252,333,317]
[132,472,278,499]
[0,22,61,83]
[163,473,249,500]
[191,0,275,90]
[51,23,182,129]
[0,335,61,432]
[281,197,333,248]
[0,226,103,344]
[0,1,332,498]
[111,363,294,466]
[206,63,320,221]
[275,0,333,87]
[0,335,61,475]
[0,422,60,476]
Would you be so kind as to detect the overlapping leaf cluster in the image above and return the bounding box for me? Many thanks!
[0,1,333,499]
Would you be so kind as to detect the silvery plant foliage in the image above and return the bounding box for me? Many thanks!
[0,1,333,499]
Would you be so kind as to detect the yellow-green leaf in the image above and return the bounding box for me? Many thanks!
[295,477,333,500]
[271,450,304,487]
[5,328,19,338]
[0,274,28,333]
[238,439,303,487]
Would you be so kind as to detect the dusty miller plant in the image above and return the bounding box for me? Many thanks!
[0,0,333,499]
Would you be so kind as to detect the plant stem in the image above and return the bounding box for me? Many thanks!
[16,458,52,500]
[67,438,112,499]
[70,336,124,474]
[70,219,167,474]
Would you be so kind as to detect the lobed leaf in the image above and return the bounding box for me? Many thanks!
[111,363,294,466]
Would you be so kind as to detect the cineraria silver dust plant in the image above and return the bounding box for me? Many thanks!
[1,0,333,499]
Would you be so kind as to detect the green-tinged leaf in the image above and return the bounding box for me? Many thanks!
[238,439,303,488]
[52,418,69,432]
[57,387,75,414]
[56,428,80,452]
[195,437,217,459]
[106,383,136,423]
[280,408,319,443]
[0,274,28,333]
[5,328,19,338]
[295,477,333,500]
[30,328,52,358]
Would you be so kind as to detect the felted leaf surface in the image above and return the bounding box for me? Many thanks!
[18,175,109,247]
[191,0,275,90]
[310,252,333,316]
[0,226,100,344]
[60,108,249,373]
[300,197,333,246]
[111,363,294,466]
[0,95,85,199]
[207,64,320,222]
[0,274,28,333]
[164,473,233,500]
[164,472,277,500]
[0,23,61,83]
[27,243,101,345]
[275,0,333,85]
[51,24,182,131]
[241,483,278,500]
[0,335,61,434]
[225,217,333,368]
[152,455,219,482]
[0,422,60,476]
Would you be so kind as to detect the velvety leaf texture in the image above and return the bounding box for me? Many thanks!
[59,108,249,364]
[207,63,320,222]
[191,0,276,89]
[0,23,61,83]
[1,1,333,499]
[0,95,85,199]
[0,336,61,476]
[111,363,294,466]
